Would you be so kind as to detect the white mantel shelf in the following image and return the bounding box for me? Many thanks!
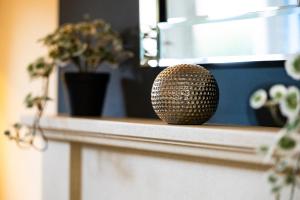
[22,116,278,166]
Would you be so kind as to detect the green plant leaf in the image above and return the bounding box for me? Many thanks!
[25,93,34,108]
[13,123,22,130]
[268,174,278,184]
[278,136,296,150]
[257,145,269,154]
[285,174,295,184]
[4,130,10,136]
[272,186,281,193]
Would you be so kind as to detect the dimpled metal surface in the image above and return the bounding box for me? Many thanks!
[151,64,219,125]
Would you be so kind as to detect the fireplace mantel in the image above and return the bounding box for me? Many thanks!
[22,115,277,165]
[22,116,291,200]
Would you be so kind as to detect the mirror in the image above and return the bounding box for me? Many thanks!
[139,0,300,66]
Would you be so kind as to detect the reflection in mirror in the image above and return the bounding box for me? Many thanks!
[139,0,159,67]
[139,0,300,66]
[166,0,298,19]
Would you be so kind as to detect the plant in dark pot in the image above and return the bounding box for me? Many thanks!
[41,19,133,116]
[251,86,287,127]
[3,19,133,150]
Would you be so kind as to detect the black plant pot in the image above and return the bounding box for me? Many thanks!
[254,105,287,127]
[64,72,110,116]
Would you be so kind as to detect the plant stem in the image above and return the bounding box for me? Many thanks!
[275,192,280,200]
[71,57,82,72]
[14,69,51,150]
[30,76,50,151]
[268,105,285,126]
[84,59,88,72]
[289,154,300,200]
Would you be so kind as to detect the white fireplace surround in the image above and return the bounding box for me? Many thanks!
[22,116,299,200]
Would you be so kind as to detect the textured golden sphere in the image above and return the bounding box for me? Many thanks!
[151,64,219,125]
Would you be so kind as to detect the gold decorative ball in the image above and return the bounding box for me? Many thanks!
[151,64,219,125]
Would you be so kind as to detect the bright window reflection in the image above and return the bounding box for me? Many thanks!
[139,0,300,66]
[167,0,298,18]
[195,0,267,18]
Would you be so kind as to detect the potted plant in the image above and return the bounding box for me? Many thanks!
[3,19,133,150]
[42,19,132,116]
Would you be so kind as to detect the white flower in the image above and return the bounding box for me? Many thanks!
[279,86,300,122]
[269,84,287,103]
[285,53,300,80]
[250,89,267,109]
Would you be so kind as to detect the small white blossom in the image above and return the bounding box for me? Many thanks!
[269,84,287,103]
[279,86,300,122]
[285,53,300,80]
[250,89,267,109]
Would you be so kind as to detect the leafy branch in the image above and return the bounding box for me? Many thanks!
[250,54,300,200]
[4,58,53,150]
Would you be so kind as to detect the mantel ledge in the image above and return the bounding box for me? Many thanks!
[22,115,279,165]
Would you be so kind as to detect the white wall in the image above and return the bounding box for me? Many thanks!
[0,0,58,199]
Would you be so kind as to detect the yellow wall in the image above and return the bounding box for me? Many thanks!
[0,1,7,198]
[0,0,58,199]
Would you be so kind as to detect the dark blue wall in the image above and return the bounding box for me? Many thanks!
[208,62,300,125]
[59,0,300,126]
